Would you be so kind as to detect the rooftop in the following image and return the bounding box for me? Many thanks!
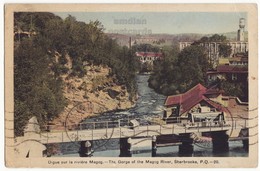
[165,84,228,114]
[207,65,248,74]
[217,65,248,73]
[229,57,248,62]
[135,52,163,57]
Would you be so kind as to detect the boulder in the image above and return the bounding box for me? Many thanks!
[97,85,104,91]
[107,89,121,99]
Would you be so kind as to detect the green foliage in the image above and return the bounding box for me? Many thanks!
[161,45,180,58]
[14,12,138,136]
[59,53,68,65]
[218,44,232,57]
[51,63,69,76]
[141,62,153,72]
[217,79,248,102]
[132,44,160,52]
[193,34,227,44]
[220,81,244,98]
[14,12,60,32]
[192,33,229,59]
[193,34,231,58]
[208,34,227,42]
[14,39,67,136]
[153,39,166,45]
[14,100,31,136]
[149,45,209,95]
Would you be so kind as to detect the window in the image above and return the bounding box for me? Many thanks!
[171,107,178,116]
[232,73,237,81]
[172,108,176,114]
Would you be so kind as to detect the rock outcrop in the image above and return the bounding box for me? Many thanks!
[51,56,136,130]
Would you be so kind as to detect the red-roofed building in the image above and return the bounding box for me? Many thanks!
[164,84,229,122]
[135,52,163,63]
[207,65,248,84]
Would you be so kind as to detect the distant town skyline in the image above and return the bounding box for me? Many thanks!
[54,12,247,35]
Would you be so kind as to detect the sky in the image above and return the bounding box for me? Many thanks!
[54,12,247,35]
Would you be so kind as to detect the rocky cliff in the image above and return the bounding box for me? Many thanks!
[50,53,136,129]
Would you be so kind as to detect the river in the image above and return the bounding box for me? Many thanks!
[53,74,248,157]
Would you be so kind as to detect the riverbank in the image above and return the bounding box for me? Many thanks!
[50,63,137,130]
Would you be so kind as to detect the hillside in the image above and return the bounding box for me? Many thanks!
[51,53,135,128]
[14,12,138,136]
[106,31,248,47]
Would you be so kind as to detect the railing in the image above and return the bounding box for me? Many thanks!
[41,115,249,133]
[37,116,251,144]
[42,116,163,132]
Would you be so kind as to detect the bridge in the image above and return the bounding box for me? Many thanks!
[14,115,250,157]
[38,119,243,144]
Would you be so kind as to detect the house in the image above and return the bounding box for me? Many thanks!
[218,53,248,66]
[229,53,248,66]
[163,83,248,124]
[164,84,228,122]
[207,65,248,84]
[135,52,163,63]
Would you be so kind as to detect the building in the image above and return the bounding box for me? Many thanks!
[207,65,248,84]
[135,37,158,44]
[179,18,248,67]
[218,53,248,66]
[179,41,248,57]
[164,84,228,119]
[135,52,163,63]
[228,53,248,66]
[179,41,248,67]
[163,83,248,123]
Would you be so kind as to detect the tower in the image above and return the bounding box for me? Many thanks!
[237,18,245,41]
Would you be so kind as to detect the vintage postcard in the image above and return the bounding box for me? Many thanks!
[5,3,258,168]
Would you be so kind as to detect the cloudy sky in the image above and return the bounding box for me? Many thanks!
[54,12,247,34]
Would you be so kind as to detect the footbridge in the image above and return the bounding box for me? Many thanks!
[13,115,250,157]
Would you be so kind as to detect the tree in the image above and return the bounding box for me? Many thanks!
[193,34,228,45]
[14,35,66,136]
[218,43,232,57]
[216,78,248,102]
[149,45,209,95]
[176,45,209,91]
[209,34,227,42]
[132,44,160,52]
[14,12,139,136]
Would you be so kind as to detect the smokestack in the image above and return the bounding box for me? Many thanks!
[129,37,132,49]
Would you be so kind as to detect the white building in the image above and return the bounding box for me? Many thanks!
[179,18,248,67]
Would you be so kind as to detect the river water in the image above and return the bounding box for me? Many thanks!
[53,74,248,157]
